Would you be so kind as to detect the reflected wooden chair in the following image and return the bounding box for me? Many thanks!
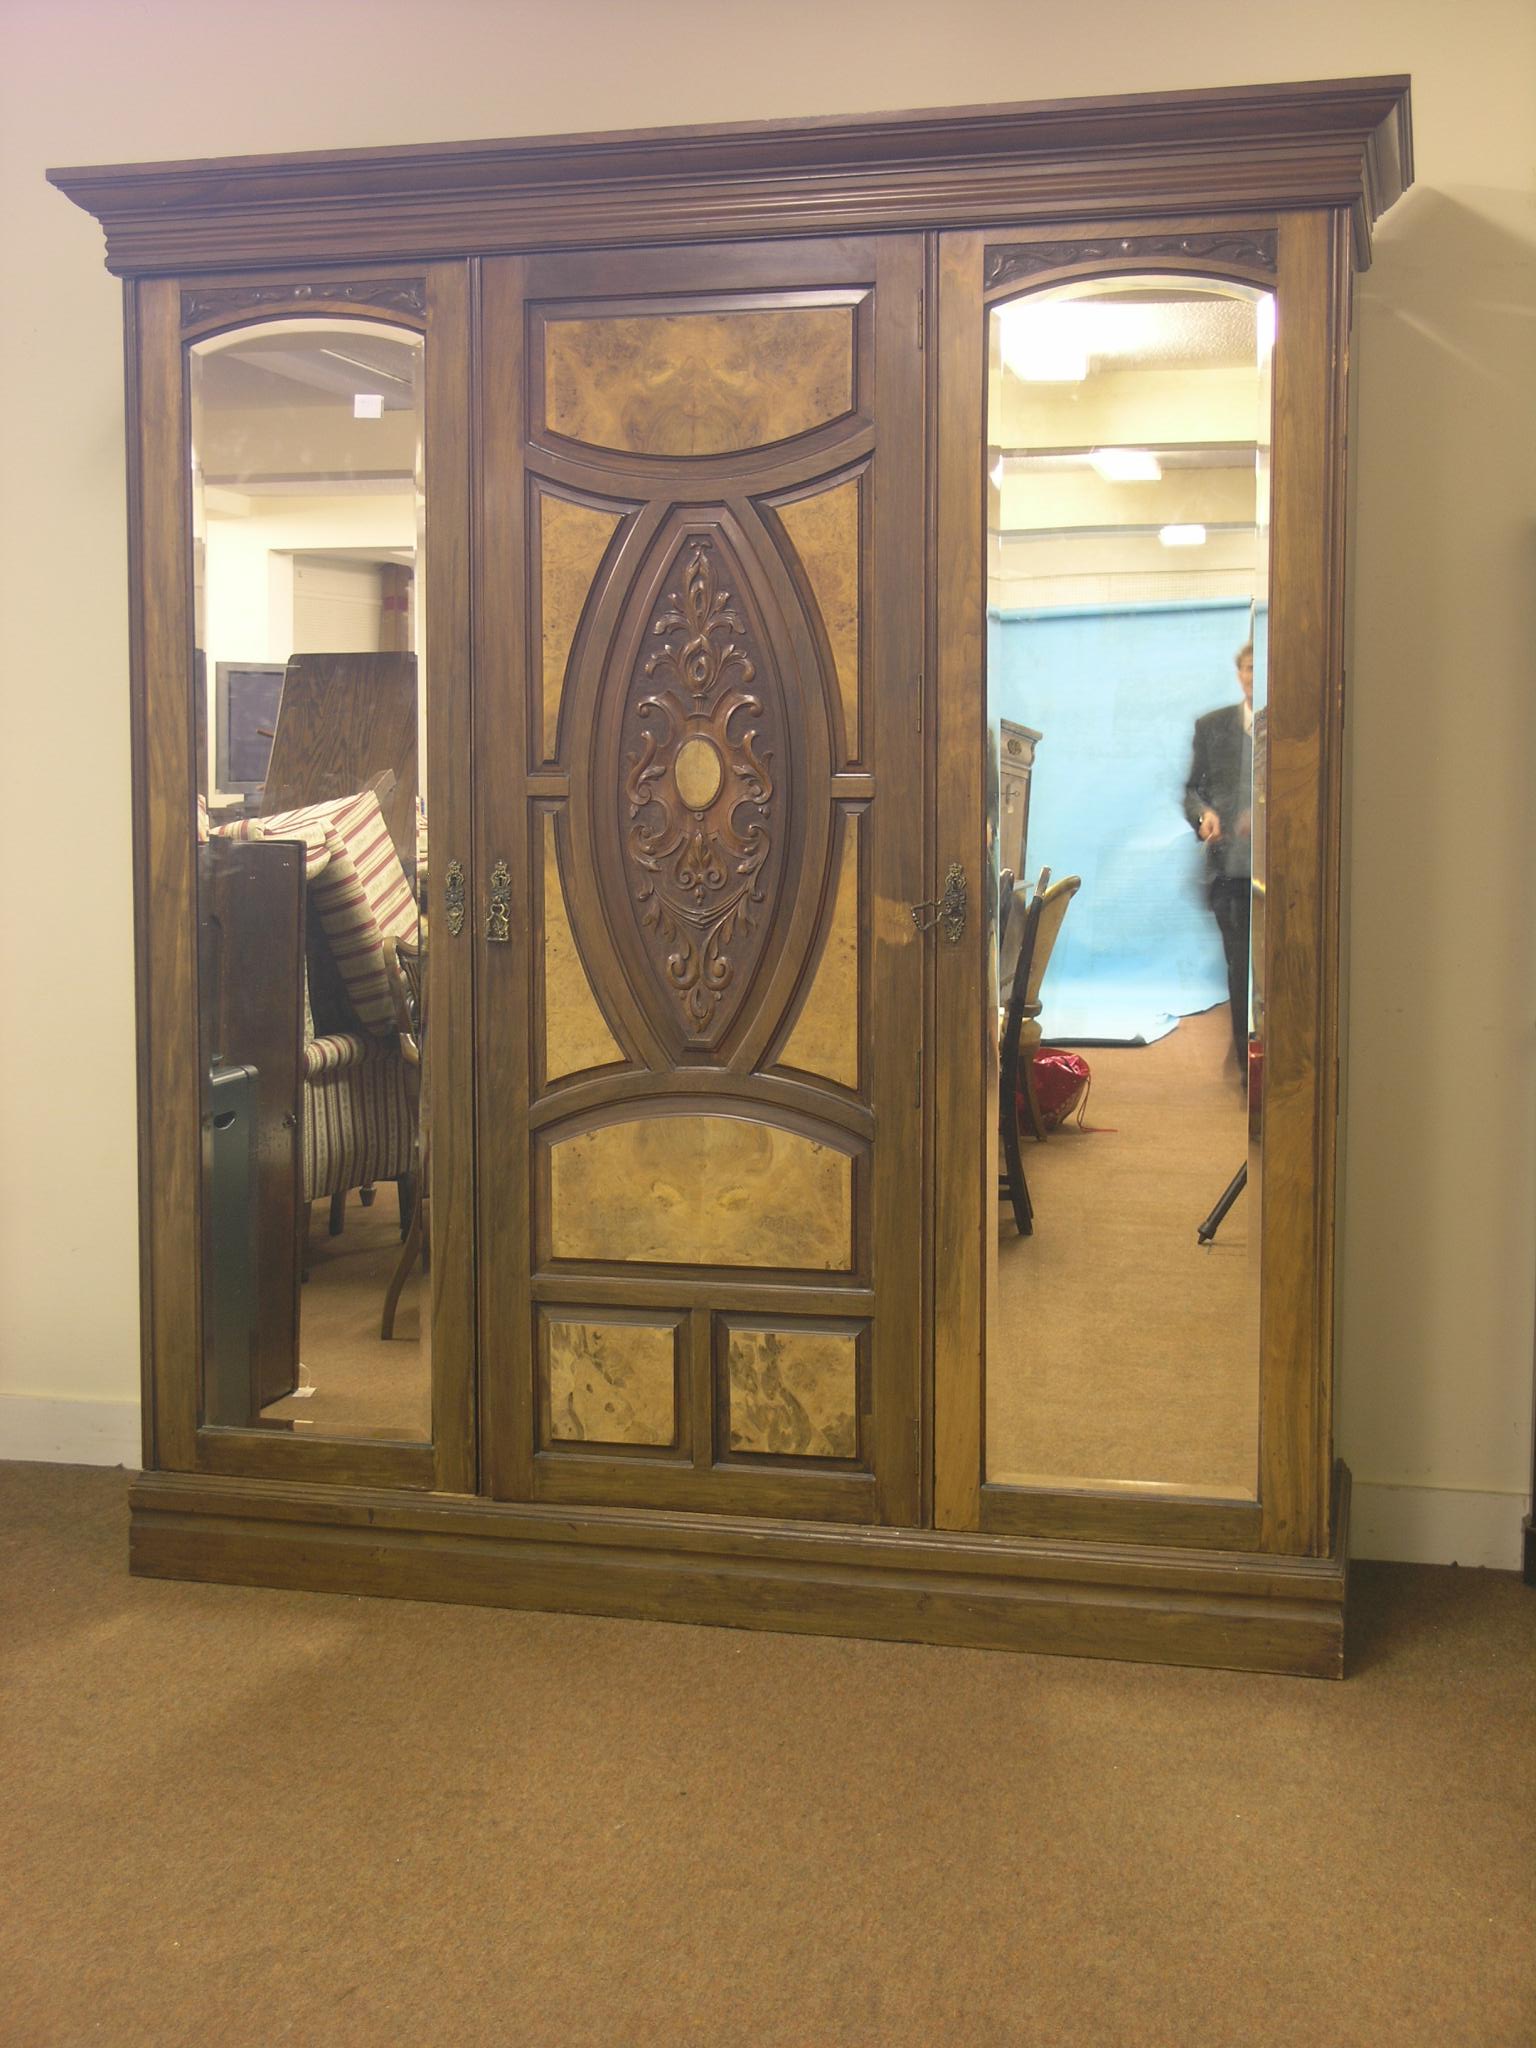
[999,871,1082,1234]
[380,933,429,1340]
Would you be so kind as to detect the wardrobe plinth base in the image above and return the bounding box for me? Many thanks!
[128,1464,1350,1680]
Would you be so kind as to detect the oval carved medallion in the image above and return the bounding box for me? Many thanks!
[619,534,786,1048]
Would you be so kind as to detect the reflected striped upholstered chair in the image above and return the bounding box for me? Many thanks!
[212,787,418,1249]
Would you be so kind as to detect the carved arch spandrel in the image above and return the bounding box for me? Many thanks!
[982,229,1280,309]
[179,276,428,337]
[769,469,865,767]
[774,804,862,1096]
[538,808,628,1086]
[533,488,625,763]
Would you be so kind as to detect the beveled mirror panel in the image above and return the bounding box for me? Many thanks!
[983,275,1272,1499]
[190,316,432,1442]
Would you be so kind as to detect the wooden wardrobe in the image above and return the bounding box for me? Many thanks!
[53,76,1412,1675]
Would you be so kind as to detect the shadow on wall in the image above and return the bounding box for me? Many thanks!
[1339,183,1536,1496]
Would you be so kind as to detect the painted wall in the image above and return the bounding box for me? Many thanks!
[2,0,1532,1564]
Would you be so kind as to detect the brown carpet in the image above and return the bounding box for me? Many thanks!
[990,1006,1259,1496]
[3,1464,1533,2048]
[261,1183,431,1442]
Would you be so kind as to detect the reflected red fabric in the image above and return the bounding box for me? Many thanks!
[1020,1049,1091,1131]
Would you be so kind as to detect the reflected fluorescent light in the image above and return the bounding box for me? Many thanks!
[998,303,1088,382]
[1159,523,1208,547]
[354,393,384,419]
[1257,296,1277,358]
[1089,447,1162,482]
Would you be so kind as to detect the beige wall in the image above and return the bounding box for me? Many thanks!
[3,0,1532,1560]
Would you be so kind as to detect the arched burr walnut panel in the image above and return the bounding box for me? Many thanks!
[540,302,858,457]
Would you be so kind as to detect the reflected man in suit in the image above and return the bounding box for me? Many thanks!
[1184,642,1254,1069]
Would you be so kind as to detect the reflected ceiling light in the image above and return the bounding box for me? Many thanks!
[1256,295,1277,359]
[998,303,1088,381]
[1089,447,1162,482]
[1159,523,1208,547]
[354,393,384,419]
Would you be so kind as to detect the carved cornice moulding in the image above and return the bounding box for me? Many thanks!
[50,76,1411,277]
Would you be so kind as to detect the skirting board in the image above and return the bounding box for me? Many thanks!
[128,1463,1352,1679]
[0,1394,141,1469]
[1349,1480,1530,1570]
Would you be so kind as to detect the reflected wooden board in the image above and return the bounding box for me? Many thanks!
[544,308,855,455]
[547,1115,854,1269]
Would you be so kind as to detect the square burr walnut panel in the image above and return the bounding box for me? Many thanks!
[540,1311,684,1451]
[721,1320,867,1464]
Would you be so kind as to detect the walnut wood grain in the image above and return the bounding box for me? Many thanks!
[421,261,477,1494]
[50,78,1411,278]
[1259,208,1352,1556]
[543,306,854,456]
[97,87,1399,1669]
[776,477,862,763]
[777,808,860,1091]
[127,1462,1352,1677]
[985,228,1276,291]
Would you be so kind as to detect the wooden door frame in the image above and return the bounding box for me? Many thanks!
[475,235,926,1524]
[127,260,475,1491]
[931,209,1352,1555]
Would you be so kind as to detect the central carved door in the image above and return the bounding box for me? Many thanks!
[478,237,926,1521]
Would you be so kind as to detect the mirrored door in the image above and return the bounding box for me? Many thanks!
[933,220,1342,1551]
[134,266,473,1487]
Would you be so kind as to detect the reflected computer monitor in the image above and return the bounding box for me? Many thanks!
[215,660,285,798]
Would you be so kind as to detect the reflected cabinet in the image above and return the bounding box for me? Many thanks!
[54,76,1412,1675]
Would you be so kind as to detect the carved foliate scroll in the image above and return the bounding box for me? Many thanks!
[985,231,1277,292]
[620,535,783,1046]
[180,278,428,327]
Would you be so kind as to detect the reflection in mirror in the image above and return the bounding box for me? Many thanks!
[984,276,1271,1498]
[191,317,430,1442]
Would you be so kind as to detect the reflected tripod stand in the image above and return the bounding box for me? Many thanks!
[1197,1161,1246,1245]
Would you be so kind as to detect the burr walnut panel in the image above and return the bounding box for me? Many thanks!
[779,809,860,1090]
[542,813,624,1082]
[542,307,855,456]
[538,493,622,760]
[725,1323,861,1460]
[543,1314,679,1446]
[546,1115,854,1270]
[776,480,861,759]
